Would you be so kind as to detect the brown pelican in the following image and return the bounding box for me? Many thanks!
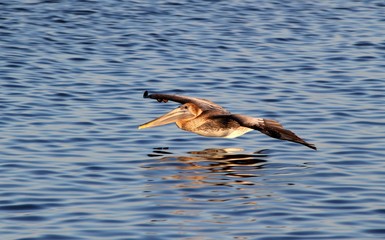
[139,91,316,150]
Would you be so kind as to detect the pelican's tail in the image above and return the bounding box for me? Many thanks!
[260,119,317,150]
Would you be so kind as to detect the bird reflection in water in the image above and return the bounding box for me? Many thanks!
[146,147,269,186]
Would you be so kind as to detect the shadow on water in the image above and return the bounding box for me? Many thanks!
[144,147,269,184]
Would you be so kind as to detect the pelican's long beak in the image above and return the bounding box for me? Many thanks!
[138,107,193,129]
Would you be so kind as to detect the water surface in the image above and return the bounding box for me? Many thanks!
[1,1,385,239]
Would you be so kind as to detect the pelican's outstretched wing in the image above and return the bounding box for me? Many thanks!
[230,114,317,150]
[143,91,229,113]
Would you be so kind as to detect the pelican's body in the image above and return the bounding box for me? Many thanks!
[176,110,253,138]
[139,91,316,150]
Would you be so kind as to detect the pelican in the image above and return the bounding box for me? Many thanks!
[138,91,316,150]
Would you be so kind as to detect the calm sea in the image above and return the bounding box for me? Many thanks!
[1,0,385,239]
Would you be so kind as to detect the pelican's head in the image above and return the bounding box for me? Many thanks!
[138,103,202,129]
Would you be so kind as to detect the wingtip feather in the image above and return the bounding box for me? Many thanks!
[307,143,317,150]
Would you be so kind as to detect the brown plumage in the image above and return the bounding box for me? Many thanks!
[139,91,316,150]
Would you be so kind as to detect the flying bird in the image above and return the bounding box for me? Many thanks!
[138,91,316,150]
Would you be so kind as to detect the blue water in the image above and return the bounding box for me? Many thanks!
[1,0,385,239]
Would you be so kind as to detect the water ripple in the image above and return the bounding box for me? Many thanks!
[1,0,385,239]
